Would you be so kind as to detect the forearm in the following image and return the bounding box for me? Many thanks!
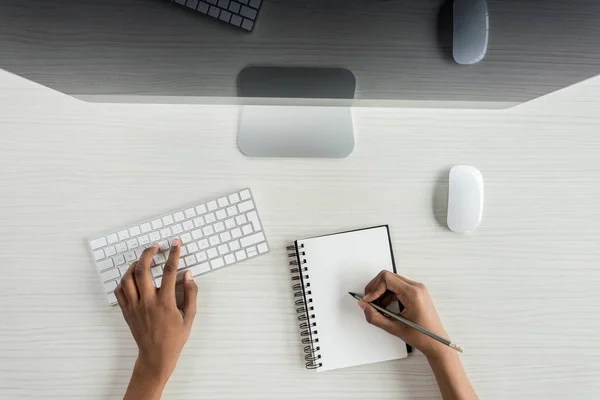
[123,358,168,400]
[427,351,478,400]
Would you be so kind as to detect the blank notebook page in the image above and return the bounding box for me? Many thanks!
[299,226,408,372]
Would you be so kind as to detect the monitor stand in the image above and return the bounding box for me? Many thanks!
[236,67,356,158]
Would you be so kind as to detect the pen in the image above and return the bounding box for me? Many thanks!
[348,292,463,353]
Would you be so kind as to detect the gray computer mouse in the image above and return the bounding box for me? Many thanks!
[453,0,489,65]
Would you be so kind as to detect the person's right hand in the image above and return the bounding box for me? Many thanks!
[359,270,450,360]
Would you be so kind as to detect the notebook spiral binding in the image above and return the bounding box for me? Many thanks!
[288,243,322,370]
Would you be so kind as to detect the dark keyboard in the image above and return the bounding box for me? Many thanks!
[170,0,262,32]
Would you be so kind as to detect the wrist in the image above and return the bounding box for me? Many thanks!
[133,356,171,387]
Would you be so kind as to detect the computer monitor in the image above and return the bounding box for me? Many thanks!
[1,0,599,108]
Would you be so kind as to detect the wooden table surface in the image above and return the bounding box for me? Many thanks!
[0,69,599,399]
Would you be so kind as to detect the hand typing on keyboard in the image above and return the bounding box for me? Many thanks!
[117,240,198,400]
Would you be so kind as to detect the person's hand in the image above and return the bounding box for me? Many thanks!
[359,270,449,360]
[115,239,198,386]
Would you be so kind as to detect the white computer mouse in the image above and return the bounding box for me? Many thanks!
[447,165,484,233]
[453,0,489,65]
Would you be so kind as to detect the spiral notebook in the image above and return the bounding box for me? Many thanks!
[288,225,408,372]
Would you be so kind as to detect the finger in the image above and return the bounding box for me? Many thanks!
[363,271,412,303]
[114,283,129,310]
[376,291,397,309]
[359,301,402,336]
[159,238,181,300]
[182,270,198,325]
[395,274,421,286]
[134,244,159,299]
[121,262,139,306]
[364,270,386,296]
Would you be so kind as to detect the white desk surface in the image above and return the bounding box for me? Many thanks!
[1,69,599,399]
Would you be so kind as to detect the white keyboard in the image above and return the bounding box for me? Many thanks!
[89,188,268,305]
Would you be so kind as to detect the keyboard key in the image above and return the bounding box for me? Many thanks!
[246,245,258,257]
[134,248,145,258]
[162,215,175,225]
[240,6,256,20]
[235,250,247,261]
[218,0,229,8]
[216,209,227,220]
[151,266,163,278]
[149,231,161,242]
[140,223,152,233]
[179,258,186,268]
[154,253,166,264]
[118,230,130,240]
[107,292,117,304]
[105,245,116,257]
[97,258,114,271]
[116,242,128,253]
[240,232,265,247]
[101,268,120,282]
[129,226,141,236]
[239,0,248,4]
[226,206,238,217]
[181,233,192,244]
[225,218,235,229]
[127,238,138,250]
[191,263,211,275]
[196,251,208,262]
[228,192,241,203]
[224,254,236,264]
[107,233,119,244]
[154,276,162,287]
[90,237,107,250]
[138,235,150,246]
[240,189,251,200]
[217,196,229,207]
[229,240,240,251]
[249,0,261,8]
[183,220,194,231]
[172,223,184,235]
[209,235,221,246]
[197,1,209,13]
[203,225,214,236]
[238,200,254,213]
[211,257,225,269]
[174,211,185,222]
[93,249,105,260]
[180,247,188,256]
[207,0,217,4]
[193,216,205,227]
[185,255,197,266]
[207,248,219,259]
[235,215,247,225]
[241,19,254,31]
[205,213,216,224]
[158,241,169,251]
[246,210,261,231]
[257,242,268,253]
[124,251,136,263]
[184,208,196,218]
[104,280,118,293]
[113,254,126,266]
[151,219,163,229]
[214,222,225,232]
[160,227,172,239]
[218,244,229,255]
[231,228,242,238]
[242,224,253,235]
[207,201,218,211]
[195,204,207,215]
[119,265,129,276]
[192,229,203,240]
[187,242,199,253]
[220,231,232,242]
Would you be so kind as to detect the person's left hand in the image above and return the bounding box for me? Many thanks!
[116,239,198,385]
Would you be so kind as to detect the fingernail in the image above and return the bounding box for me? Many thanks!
[184,270,192,281]
[357,301,366,310]
[171,238,180,247]
[151,243,159,249]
